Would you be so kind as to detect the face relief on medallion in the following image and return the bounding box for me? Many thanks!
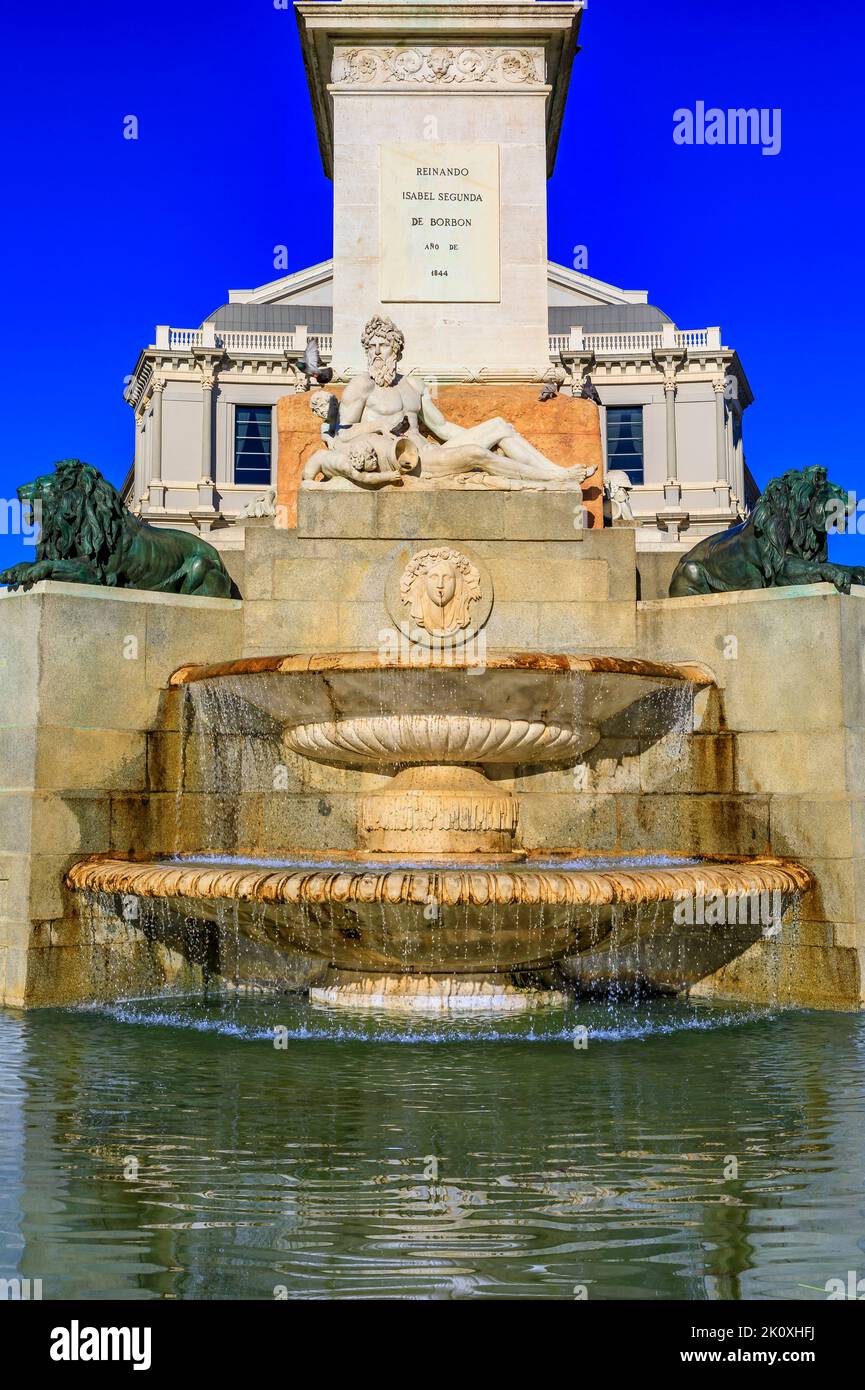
[400,547,482,636]
[379,143,501,303]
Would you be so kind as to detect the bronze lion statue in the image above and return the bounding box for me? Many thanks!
[0,459,232,598]
[669,465,865,597]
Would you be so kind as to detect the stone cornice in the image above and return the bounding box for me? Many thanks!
[228,258,648,309]
[126,347,751,408]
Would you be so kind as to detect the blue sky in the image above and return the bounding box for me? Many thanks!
[1,0,863,569]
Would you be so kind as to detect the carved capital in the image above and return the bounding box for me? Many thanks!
[653,349,685,387]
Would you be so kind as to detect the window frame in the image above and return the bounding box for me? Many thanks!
[605,405,645,486]
[233,404,274,487]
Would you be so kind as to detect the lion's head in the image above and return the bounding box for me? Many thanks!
[26,459,129,583]
[751,465,848,583]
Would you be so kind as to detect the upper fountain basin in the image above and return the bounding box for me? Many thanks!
[169,650,713,769]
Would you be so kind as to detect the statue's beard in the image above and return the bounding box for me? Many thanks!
[369,352,397,387]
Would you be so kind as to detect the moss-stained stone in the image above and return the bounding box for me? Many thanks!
[517,793,617,851]
[4,539,865,1009]
[0,585,242,1005]
[260,793,357,853]
[639,733,735,795]
[36,728,147,793]
[690,938,863,1009]
[614,793,772,858]
[768,794,858,861]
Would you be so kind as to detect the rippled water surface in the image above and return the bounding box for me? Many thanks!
[1,996,863,1300]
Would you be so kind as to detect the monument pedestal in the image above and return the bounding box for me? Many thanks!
[296,0,584,376]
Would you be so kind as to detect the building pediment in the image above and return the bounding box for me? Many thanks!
[227,259,335,307]
[225,258,653,314]
[546,262,650,308]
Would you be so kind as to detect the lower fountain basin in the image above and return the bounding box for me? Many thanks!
[67,853,811,997]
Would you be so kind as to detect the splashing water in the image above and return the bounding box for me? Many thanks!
[78,990,775,1045]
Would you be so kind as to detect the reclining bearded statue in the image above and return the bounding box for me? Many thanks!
[301,315,596,494]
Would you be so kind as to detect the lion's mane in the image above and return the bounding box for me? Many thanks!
[37,459,129,585]
[751,465,829,585]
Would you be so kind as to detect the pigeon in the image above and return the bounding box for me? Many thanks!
[579,375,603,406]
[296,337,334,389]
[539,382,558,401]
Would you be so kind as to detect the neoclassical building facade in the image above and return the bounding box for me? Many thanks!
[123,256,757,551]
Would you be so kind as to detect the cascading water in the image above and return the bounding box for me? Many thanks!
[66,650,812,1014]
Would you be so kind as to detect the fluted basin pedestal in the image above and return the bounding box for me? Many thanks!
[359,765,519,856]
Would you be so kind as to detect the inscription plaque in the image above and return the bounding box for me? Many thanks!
[379,142,501,303]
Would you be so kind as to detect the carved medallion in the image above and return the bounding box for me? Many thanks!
[386,544,493,647]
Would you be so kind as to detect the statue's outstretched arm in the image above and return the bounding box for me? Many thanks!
[420,390,456,442]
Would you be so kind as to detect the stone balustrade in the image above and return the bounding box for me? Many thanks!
[153,324,721,361]
[549,326,723,355]
[152,325,335,355]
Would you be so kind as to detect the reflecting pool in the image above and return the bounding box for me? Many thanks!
[1,997,863,1300]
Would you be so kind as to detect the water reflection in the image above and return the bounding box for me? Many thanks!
[1,997,863,1300]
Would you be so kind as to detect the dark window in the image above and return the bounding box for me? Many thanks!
[606,406,644,485]
[234,407,272,485]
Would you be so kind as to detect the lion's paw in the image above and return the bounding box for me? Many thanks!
[0,563,35,591]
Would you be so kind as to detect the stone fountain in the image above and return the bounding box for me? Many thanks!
[3,0,863,1013]
[66,609,810,1010]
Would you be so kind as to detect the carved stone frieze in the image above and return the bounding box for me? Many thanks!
[331,46,545,87]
